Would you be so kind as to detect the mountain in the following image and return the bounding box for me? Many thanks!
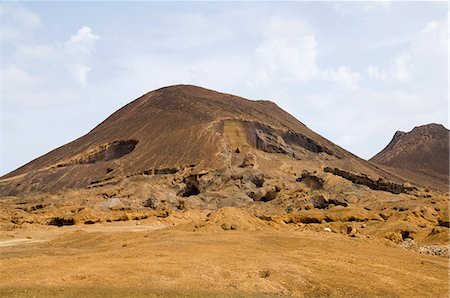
[0,85,427,195]
[1,86,449,297]
[371,123,449,186]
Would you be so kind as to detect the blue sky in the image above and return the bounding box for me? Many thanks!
[1,1,448,175]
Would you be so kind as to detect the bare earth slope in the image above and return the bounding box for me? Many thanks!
[371,123,449,187]
[1,84,396,195]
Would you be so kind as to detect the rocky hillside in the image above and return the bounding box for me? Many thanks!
[1,85,399,195]
[371,123,449,184]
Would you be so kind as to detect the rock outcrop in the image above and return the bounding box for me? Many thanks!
[371,123,449,184]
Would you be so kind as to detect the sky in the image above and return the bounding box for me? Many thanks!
[1,1,448,175]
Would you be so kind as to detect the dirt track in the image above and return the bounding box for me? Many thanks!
[0,221,448,297]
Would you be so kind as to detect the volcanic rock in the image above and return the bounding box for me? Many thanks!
[371,123,449,187]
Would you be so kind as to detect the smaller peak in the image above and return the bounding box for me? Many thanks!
[393,130,406,139]
[386,130,407,148]
[412,123,448,133]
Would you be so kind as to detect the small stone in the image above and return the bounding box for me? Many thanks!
[240,152,256,168]
[143,197,158,209]
[324,227,332,232]
[259,270,271,278]
[304,203,313,210]
[346,226,357,237]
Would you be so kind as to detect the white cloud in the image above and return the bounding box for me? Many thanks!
[68,64,91,87]
[391,54,413,82]
[252,16,361,90]
[113,52,251,98]
[1,3,42,42]
[261,17,312,39]
[366,65,387,81]
[107,14,360,93]
[64,26,100,86]
[367,53,413,82]
[15,44,58,61]
[252,17,319,84]
[367,36,413,50]
[255,37,319,82]
[323,66,361,90]
[3,25,101,109]
[411,16,448,78]
[367,15,447,84]
[2,64,43,91]
[147,12,235,50]
[65,26,100,56]
[1,3,99,89]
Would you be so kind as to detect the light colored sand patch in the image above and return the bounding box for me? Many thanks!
[66,223,168,233]
[0,223,169,246]
[0,238,46,247]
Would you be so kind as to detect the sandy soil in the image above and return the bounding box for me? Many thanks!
[0,220,448,298]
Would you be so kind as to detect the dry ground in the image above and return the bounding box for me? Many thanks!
[0,219,448,298]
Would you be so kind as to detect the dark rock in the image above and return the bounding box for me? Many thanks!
[328,198,348,207]
[260,189,278,202]
[438,219,450,228]
[401,230,413,240]
[296,171,324,190]
[323,167,415,194]
[48,217,75,227]
[179,175,201,197]
[143,197,159,209]
[247,191,260,201]
[310,195,329,209]
[248,187,279,202]
[346,226,357,237]
[250,175,265,188]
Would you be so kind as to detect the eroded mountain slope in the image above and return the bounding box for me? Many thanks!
[1,85,397,195]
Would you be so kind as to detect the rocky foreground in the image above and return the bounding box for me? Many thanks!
[0,163,448,297]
